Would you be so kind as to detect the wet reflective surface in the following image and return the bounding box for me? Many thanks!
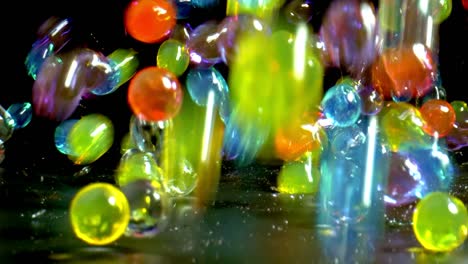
[1,161,468,263]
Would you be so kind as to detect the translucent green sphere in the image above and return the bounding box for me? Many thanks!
[70,183,130,245]
[156,39,190,76]
[277,158,320,194]
[67,114,114,165]
[413,192,468,252]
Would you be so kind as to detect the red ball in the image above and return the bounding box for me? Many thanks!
[128,66,183,122]
[124,0,176,43]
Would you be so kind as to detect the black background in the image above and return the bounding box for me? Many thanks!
[1,0,467,174]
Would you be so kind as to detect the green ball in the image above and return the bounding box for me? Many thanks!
[67,114,114,165]
[413,192,468,252]
[277,159,320,194]
[107,48,139,88]
[157,39,190,76]
[70,182,130,245]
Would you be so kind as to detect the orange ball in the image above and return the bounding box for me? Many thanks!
[128,66,183,122]
[274,113,326,162]
[420,99,456,138]
[371,44,436,100]
[124,0,176,44]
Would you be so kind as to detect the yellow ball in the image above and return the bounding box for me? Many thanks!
[70,183,130,245]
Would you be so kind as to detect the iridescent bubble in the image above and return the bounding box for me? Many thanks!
[54,119,79,155]
[186,20,222,67]
[0,105,15,144]
[7,102,33,129]
[321,83,362,127]
[121,179,169,238]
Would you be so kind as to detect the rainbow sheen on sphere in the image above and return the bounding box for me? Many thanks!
[70,183,130,245]
[157,39,190,76]
[128,66,183,122]
[67,114,114,165]
[321,83,362,127]
[413,192,468,252]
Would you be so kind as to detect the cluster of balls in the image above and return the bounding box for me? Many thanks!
[12,0,468,252]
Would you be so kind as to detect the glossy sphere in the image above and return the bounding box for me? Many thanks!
[54,119,78,155]
[277,158,320,194]
[464,0,468,10]
[358,84,384,115]
[107,49,139,89]
[321,83,362,127]
[0,105,15,144]
[186,67,229,107]
[70,183,130,245]
[216,15,270,65]
[7,102,33,129]
[430,0,452,24]
[274,113,326,162]
[25,38,55,80]
[124,0,176,43]
[33,49,112,121]
[384,147,454,207]
[121,180,169,237]
[283,0,314,24]
[319,0,379,77]
[129,115,166,154]
[420,99,456,138]
[186,21,222,67]
[67,114,114,165]
[157,39,190,76]
[115,149,164,190]
[128,66,183,122]
[379,102,430,151]
[451,100,468,129]
[413,192,468,252]
[372,44,436,100]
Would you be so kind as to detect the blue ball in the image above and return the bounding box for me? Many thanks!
[321,83,362,127]
[54,119,78,155]
[186,67,229,108]
[7,102,33,129]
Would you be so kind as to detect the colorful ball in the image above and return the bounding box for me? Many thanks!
[277,157,320,194]
[124,0,176,43]
[157,39,190,76]
[413,192,468,252]
[67,114,114,165]
[321,83,362,127]
[419,99,456,138]
[128,66,183,122]
[69,183,130,245]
